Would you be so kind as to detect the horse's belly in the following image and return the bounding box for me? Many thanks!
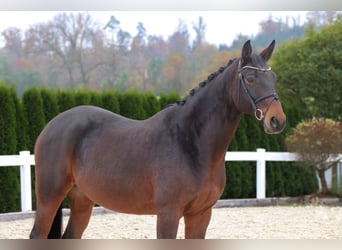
[76,176,157,215]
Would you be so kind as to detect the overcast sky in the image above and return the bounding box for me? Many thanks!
[0,11,308,46]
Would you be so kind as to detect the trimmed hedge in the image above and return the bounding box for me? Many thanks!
[0,84,20,212]
[0,86,318,212]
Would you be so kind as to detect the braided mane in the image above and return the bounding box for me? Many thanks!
[174,58,237,106]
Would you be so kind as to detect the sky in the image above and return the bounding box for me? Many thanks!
[0,11,308,46]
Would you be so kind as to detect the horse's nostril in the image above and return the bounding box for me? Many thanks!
[270,116,279,129]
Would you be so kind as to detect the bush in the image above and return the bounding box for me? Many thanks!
[56,89,76,113]
[158,92,181,109]
[142,92,160,118]
[286,118,342,195]
[40,89,59,123]
[22,87,45,153]
[101,90,120,114]
[119,90,146,120]
[0,84,20,212]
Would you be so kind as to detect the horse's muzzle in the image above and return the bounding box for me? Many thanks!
[262,99,286,134]
[264,115,286,134]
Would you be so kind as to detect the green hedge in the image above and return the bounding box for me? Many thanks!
[0,84,20,212]
[0,86,318,212]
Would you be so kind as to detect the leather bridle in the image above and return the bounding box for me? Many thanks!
[237,60,279,121]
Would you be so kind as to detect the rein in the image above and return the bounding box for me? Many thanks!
[237,61,279,121]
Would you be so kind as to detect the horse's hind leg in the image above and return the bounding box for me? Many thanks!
[62,186,94,239]
[30,189,70,239]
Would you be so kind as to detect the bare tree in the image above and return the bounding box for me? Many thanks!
[24,12,107,89]
[192,16,206,48]
[2,27,23,58]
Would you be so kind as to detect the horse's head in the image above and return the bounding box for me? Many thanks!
[234,40,286,134]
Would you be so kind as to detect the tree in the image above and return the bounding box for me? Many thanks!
[168,19,190,56]
[0,84,20,212]
[22,87,45,152]
[40,88,59,123]
[285,118,342,195]
[158,92,181,109]
[192,16,206,48]
[56,89,75,112]
[24,12,107,89]
[272,17,342,120]
[306,11,339,28]
[142,92,160,118]
[163,52,188,93]
[119,90,146,120]
[101,90,120,113]
[1,27,23,58]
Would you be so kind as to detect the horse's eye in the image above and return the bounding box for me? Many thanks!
[246,76,255,83]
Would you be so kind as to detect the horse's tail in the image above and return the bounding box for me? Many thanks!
[47,206,63,239]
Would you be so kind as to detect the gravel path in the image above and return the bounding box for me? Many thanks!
[1,206,342,239]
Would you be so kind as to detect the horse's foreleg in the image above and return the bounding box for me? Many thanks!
[156,209,181,239]
[62,186,94,239]
[184,208,212,239]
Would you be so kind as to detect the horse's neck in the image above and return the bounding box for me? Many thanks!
[177,66,242,167]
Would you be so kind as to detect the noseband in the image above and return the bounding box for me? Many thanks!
[237,61,279,121]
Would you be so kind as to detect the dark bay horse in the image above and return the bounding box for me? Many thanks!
[30,40,286,239]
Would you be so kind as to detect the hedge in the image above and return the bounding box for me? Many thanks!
[0,84,20,212]
[0,86,318,212]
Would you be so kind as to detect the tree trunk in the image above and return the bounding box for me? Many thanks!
[317,169,328,195]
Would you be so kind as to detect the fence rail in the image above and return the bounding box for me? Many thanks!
[0,149,340,212]
[0,151,34,212]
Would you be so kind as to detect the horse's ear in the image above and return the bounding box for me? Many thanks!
[241,40,252,64]
[260,40,275,62]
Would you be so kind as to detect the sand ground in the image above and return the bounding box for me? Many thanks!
[1,205,342,239]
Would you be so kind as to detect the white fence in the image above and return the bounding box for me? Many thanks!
[0,151,34,212]
[0,149,340,212]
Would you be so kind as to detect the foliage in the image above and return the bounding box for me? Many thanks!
[100,90,120,113]
[10,86,28,151]
[285,118,342,194]
[0,84,20,212]
[56,89,76,112]
[40,89,59,123]
[119,90,146,120]
[158,92,181,110]
[272,17,342,120]
[1,11,331,96]
[142,92,160,118]
[286,118,342,167]
[22,87,45,153]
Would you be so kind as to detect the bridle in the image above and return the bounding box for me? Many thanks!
[237,60,279,121]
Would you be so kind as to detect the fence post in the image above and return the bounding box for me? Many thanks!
[19,151,32,211]
[256,148,266,199]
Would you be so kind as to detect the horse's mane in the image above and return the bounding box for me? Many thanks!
[168,58,237,107]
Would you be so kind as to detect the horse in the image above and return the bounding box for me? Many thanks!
[29,40,286,239]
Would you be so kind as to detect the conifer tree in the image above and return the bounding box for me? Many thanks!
[0,84,20,212]
[22,87,45,152]
[101,90,120,114]
[40,89,59,123]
